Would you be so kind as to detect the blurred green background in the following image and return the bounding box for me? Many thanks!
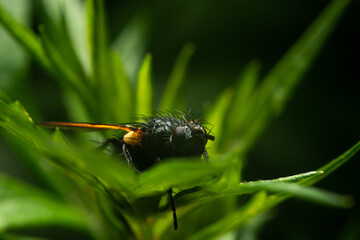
[1,0,359,239]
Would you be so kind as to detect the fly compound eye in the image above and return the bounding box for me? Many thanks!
[170,126,190,150]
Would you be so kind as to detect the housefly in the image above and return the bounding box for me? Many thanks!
[37,112,215,230]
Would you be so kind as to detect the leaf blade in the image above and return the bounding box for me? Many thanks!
[0,173,88,232]
[0,3,50,68]
[136,54,153,115]
[301,141,360,186]
[159,43,195,111]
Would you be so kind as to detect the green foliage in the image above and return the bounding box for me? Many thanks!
[0,173,88,233]
[0,0,357,239]
[159,43,195,111]
[136,54,153,115]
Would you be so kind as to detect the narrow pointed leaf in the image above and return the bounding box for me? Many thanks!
[86,0,120,123]
[205,88,233,156]
[0,0,31,88]
[109,51,133,121]
[0,3,50,68]
[176,171,332,207]
[37,0,87,82]
[253,171,324,183]
[112,11,150,81]
[239,182,352,208]
[136,160,230,196]
[301,141,360,185]
[226,61,260,135]
[87,0,107,81]
[136,54,153,115]
[159,43,195,111]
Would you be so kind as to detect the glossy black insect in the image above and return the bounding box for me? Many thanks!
[37,112,215,230]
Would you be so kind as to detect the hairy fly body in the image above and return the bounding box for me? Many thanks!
[101,112,215,171]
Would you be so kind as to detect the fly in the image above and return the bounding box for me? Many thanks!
[37,111,215,230]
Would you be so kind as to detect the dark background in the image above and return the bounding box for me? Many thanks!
[1,0,360,239]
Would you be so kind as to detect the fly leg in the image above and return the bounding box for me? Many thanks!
[203,148,210,162]
[122,144,137,171]
[99,138,137,171]
[168,188,178,230]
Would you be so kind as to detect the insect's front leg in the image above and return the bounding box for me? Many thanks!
[202,148,210,162]
[122,144,136,170]
[99,138,137,170]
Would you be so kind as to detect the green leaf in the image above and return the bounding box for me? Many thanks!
[0,2,50,69]
[38,26,95,118]
[188,192,268,240]
[236,211,273,240]
[136,160,229,196]
[0,0,31,89]
[136,54,153,115]
[0,100,137,195]
[0,1,95,120]
[159,43,195,111]
[91,49,135,124]
[87,0,107,81]
[0,100,46,150]
[87,0,122,123]
[62,89,94,123]
[189,177,352,240]
[51,128,72,146]
[38,27,81,91]
[190,138,360,239]
[1,133,76,198]
[0,173,88,232]
[108,51,134,122]
[112,11,150,81]
[62,0,91,76]
[221,141,360,240]
[226,61,260,137]
[86,0,133,123]
[205,88,234,156]
[175,170,343,208]
[239,182,352,208]
[36,0,87,83]
[252,170,324,183]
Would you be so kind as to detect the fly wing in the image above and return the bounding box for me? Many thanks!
[36,122,137,132]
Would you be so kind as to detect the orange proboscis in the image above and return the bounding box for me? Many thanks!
[36,122,137,132]
[36,121,144,145]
